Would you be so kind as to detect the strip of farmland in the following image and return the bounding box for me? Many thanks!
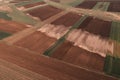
[50,40,105,72]
[14,31,56,54]
[26,5,62,21]
[77,17,112,38]
[51,12,81,27]
[0,31,11,40]
[10,0,30,3]
[108,1,120,12]
[0,19,28,34]
[103,21,120,78]
[39,12,81,39]
[0,12,12,20]
[43,16,114,72]
[50,0,60,3]
[76,1,98,9]
[65,17,113,57]
[23,2,46,8]
[0,42,117,80]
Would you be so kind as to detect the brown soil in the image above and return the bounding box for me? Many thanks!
[77,16,93,29]
[51,41,105,72]
[10,0,30,3]
[50,0,60,3]
[51,12,81,27]
[0,42,117,80]
[23,2,46,8]
[14,31,56,54]
[63,45,105,72]
[26,5,62,21]
[0,19,28,33]
[51,41,73,60]
[78,17,112,38]
[76,1,97,9]
[108,1,120,12]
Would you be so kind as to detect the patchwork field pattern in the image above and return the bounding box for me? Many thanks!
[0,0,119,80]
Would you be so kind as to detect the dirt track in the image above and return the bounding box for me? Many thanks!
[0,42,117,80]
[0,19,28,33]
[14,31,56,54]
[51,41,105,72]
[26,5,62,21]
[51,12,81,27]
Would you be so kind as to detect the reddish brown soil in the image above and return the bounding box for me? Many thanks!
[76,1,97,9]
[78,17,112,38]
[51,41,73,60]
[0,19,28,33]
[77,16,93,29]
[0,42,117,80]
[23,2,46,8]
[108,1,120,12]
[51,41,105,72]
[14,31,56,54]
[51,12,81,27]
[63,45,105,72]
[26,5,62,21]
[10,0,30,3]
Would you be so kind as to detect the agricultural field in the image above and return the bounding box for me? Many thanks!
[26,5,62,21]
[0,0,119,80]
[0,19,28,39]
[14,31,57,54]
[50,40,105,72]
[0,19,28,33]
[51,12,81,27]
[108,1,120,12]
[76,1,98,9]
[0,42,116,80]
[77,17,112,38]
[10,0,30,3]
[23,2,46,8]
[0,31,11,40]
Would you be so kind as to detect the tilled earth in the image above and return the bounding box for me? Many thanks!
[26,5,62,21]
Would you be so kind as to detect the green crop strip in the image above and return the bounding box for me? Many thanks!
[0,31,11,40]
[104,21,120,78]
[8,5,37,25]
[104,55,120,78]
[0,12,12,20]
[110,22,120,42]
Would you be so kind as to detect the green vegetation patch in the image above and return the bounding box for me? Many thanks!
[0,12,12,20]
[8,5,37,25]
[110,21,120,42]
[104,21,120,78]
[104,55,120,78]
[0,31,11,40]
